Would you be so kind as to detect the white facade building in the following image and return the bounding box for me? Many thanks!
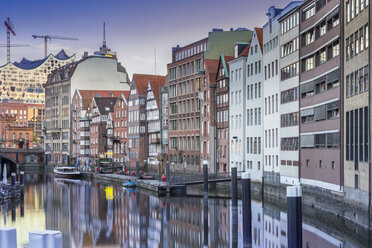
[245,28,264,181]
[278,3,303,185]
[229,43,249,172]
[263,7,283,184]
[146,81,162,166]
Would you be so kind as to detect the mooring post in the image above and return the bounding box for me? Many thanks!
[0,227,17,248]
[20,195,24,217]
[203,160,208,194]
[11,208,16,222]
[136,161,140,180]
[20,172,24,186]
[16,153,19,170]
[231,164,238,207]
[242,172,252,247]
[203,193,208,248]
[29,230,62,248]
[287,185,302,248]
[11,173,16,186]
[232,205,238,248]
[166,162,170,193]
[0,156,2,179]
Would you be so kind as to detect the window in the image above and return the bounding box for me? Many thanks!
[281,137,299,151]
[304,56,314,71]
[355,174,359,189]
[281,87,299,104]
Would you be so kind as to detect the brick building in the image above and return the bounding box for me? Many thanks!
[89,97,118,164]
[0,102,44,145]
[167,38,206,172]
[71,89,129,163]
[112,93,130,165]
[146,78,166,170]
[44,41,130,165]
[0,114,34,149]
[200,59,219,173]
[168,29,253,173]
[215,54,233,173]
[127,74,166,170]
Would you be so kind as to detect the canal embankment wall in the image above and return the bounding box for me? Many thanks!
[188,179,372,236]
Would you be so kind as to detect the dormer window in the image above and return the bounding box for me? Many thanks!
[53,74,61,82]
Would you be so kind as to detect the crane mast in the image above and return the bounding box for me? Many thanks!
[32,35,78,57]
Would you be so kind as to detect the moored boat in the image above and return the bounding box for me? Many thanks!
[122,181,136,188]
[54,167,82,179]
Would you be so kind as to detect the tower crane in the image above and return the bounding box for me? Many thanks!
[4,17,17,62]
[32,35,78,57]
[0,44,29,62]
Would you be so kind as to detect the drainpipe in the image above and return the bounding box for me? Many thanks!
[368,0,372,228]
[340,2,345,192]
[210,84,217,174]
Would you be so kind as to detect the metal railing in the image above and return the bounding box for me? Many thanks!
[169,172,231,185]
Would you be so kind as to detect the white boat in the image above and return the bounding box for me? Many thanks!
[53,167,82,179]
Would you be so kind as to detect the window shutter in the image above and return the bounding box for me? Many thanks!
[326,69,340,83]
[314,105,326,120]
[301,135,314,148]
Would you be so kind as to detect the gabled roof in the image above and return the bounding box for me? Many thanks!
[205,59,219,85]
[216,54,234,80]
[76,89,129,110]
[92,97,118,116]
[238,44,251,57]
[147,78,166,106]
[255,28,264,54]
[132,74,166,96]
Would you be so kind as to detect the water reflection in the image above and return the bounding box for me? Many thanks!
[0,173,370,247]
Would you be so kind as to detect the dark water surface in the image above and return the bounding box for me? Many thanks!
[0,173,370,247]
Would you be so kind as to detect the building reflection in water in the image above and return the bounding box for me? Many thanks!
[40,178,356,248]
[2,174,369,247]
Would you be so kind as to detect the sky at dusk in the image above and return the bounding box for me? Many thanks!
[0,0,290,78]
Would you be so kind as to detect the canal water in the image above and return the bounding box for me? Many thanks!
[0,172,370,247]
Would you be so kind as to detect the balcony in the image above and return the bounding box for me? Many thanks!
[150,136,160,144]
[113,136,121,143]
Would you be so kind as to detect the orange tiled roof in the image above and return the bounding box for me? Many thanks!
[255,27,264,53]
[77,90,129,110]
[132,74,166,97]
[239,44,251,57]
[205,59,220,85]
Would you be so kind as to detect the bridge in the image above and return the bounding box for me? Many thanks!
[0,148,44,178]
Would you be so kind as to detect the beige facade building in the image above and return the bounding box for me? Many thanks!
[343,0,370,206]
[44,43,130,165]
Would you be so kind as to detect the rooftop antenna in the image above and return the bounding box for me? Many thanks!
[103,22,107,48]
[154,48,157,75]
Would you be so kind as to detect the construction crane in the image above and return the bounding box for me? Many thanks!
[32,35,78,57]
[0,44,29,62]
[4,17,16,62]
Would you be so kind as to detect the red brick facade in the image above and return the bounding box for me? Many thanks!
[112,94,129,165]
[167,39,207,172]
[215,55,233,173]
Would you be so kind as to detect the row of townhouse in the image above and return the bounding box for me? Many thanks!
[68,73,166,169]
[71,74,166,169]
[44,40,168,170]
[229,0,371,207]
[166,0,372,208]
